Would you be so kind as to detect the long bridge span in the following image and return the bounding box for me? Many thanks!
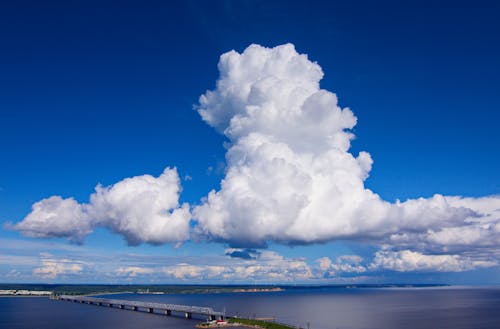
[57,295,225,321]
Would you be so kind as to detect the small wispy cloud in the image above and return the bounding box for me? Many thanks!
[116,266,155,278]
[316,255,366,278]
[33,253,84,279]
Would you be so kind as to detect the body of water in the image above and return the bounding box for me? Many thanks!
[1,286,500,329]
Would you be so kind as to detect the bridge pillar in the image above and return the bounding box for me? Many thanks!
[97,302,102,306]
[165,310,171,316]
[148,308,154,313]
[209,315,216,321]
[185,312,192,319]
[119,305,124,309]
[108,304,112,307]
[133,306,138,311]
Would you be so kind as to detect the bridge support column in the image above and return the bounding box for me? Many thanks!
[165,310,171,316]
[185,312,192,319]
[209,315,216,321]
[108,304,112,307]
[119,305,124,309]
[133,306,138,311]
[148,308,153,313]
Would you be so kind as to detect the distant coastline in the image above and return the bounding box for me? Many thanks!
[232,287,283,293]
[0,289,52,297]
[0,283,448,297]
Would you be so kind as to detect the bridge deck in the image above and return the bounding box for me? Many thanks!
[58,295,224,318]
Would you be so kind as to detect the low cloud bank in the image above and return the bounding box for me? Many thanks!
[370,249,497,272]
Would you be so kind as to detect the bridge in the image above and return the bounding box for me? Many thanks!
[57,295,225,321]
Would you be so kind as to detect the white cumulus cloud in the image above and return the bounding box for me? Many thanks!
[370,249,497,272]
[10,43,500,275]
[13,196,91,244]
[13,167,191,245]
[193,43,490,251]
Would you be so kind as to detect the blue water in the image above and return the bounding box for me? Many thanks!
[2,287,500,329]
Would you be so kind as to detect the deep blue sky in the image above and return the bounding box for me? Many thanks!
[0,0,499,284]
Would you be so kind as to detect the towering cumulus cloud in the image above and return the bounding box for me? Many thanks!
[14,168,191,245]
[11,44,499,273]
[194,44,499,262]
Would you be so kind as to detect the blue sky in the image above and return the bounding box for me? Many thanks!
[0,0,499,284]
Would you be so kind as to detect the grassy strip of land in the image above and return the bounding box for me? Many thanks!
[227,318,295,329]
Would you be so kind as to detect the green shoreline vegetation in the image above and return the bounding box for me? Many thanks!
[227,318,296,329]
[197,318,296,329]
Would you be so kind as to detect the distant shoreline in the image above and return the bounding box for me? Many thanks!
[0,295,49,298]
[0,283,450,297]
[84,291,134,296]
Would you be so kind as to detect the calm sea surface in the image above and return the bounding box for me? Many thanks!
[1,287,500,329]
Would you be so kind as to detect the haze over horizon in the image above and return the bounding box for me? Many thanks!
[1,0,499,285]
